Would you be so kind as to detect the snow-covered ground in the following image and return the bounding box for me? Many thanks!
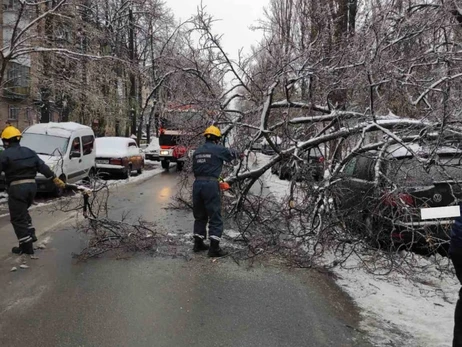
[257,153,458,347]
[101,160,164,188]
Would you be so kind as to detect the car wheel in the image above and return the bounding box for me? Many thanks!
[161,160,170,170]
[177,161,184,171]
[122,166,132,179]
[137,162,144,175]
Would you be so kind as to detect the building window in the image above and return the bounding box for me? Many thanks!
[6,62,29,88]
[8,106,19,121]
[3,0,16,10]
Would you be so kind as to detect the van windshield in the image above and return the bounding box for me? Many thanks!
[21,133,69,156]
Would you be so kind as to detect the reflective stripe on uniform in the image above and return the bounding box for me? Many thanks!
[10,179,36,186]
[19,235,32,244]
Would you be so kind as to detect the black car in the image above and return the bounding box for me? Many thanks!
[332,145,462,250]
[271,147,324,181]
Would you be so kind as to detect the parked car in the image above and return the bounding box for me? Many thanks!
[333,144,462,251]
[95,137,144,178]
[261,136,282,155]
[144,137,160,161]
[12,122,96,196]
[271,147,324,181]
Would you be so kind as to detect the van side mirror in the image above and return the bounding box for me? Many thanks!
[70,151,81,159]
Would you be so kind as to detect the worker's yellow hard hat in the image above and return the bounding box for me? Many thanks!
[204,125,221,138]
[1,125,21,140]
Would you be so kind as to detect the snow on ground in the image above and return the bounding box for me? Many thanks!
[253,153,291,201]
[330,251,457,347]
[258,152,458,346]
[101,162,164,188]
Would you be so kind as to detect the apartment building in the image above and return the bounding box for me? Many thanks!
[0,0,42,130]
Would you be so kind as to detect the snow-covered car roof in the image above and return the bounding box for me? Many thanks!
[96,137,136,147]
[24,122,91,138]
[386,143,462,158]
[95,137,137,157]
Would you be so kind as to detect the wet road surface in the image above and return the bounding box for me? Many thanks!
[0,169,372,347]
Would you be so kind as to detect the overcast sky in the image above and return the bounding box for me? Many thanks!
[166,0,269,59]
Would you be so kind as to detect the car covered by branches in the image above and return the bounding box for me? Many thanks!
[332,144,462,252]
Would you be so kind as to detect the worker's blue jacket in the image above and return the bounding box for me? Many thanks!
[0,142,54,185]
[192,141,238,178]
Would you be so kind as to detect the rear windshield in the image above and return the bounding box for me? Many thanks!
[388,156,462,185]
[21,133,69,156]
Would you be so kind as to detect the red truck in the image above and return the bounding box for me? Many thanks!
[159,129,192,170]
[158,104,205,170]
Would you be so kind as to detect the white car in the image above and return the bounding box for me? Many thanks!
[95,137,144,178]
[20,122,96,195]
[144,137,160,161]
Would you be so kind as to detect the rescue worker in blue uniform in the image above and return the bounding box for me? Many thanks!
[451,206,462,346]
[0,126,66,255]
[192,125,239,257]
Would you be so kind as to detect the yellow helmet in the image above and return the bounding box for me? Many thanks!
[204,125,221,138]
[1,125,21,140]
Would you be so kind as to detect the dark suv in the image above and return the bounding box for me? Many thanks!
[271,147,324,181]
[332,145,462,250]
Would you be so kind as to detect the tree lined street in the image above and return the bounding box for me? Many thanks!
[1,0,462,345]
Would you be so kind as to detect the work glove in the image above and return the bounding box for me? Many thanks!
[53,177,66,190]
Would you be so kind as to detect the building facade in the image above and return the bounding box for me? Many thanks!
[0,0,42,131]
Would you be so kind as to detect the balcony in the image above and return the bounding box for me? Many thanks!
[3,62,31,99]
[3,85,30,99]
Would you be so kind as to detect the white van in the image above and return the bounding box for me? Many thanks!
[21,122,96,194]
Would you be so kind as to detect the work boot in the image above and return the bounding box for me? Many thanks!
[11,241,34,255]
[29,225,37,243]
[193,236,209,252]
[208,239,228,258]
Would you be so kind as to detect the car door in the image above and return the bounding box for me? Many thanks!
[335,155,375,213]
[67,136,83,183]
[81,134,95,176]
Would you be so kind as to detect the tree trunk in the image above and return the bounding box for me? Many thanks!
[128,5,137,136]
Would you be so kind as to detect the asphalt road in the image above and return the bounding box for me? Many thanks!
[0,168,372,347]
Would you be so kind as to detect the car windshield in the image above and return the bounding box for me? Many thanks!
[159,134,185,146]
[21,133,69,156]
[389,156,462,185]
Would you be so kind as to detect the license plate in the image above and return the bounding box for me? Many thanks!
[97,159,109,164]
